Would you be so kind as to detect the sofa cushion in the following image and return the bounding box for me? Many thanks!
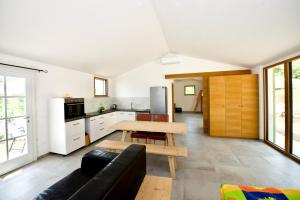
[81,149,118,176]
[68,144,146,200]
[34,169,92,200]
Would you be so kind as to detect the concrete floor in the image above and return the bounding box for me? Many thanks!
[0,113,300,200]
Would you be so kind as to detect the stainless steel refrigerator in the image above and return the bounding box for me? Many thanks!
[150,86,167,114]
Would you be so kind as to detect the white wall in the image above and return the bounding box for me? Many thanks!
[112,55,248,121]
[0,53,101,156]
[174,79,202,112]
[111,55,247,97]
[0,52,251,156]
[252,51,300,140]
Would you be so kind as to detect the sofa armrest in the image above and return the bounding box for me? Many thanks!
[69,144,146,200]
[81,150,118,176]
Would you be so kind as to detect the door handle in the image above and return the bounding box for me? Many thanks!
[24,116,30,123]
[73,137,80,141]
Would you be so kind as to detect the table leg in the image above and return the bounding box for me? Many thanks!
[168,156,176,179]
[166,133,173,146]
[171,134,176,146]
[167,133,177,169]
[121,130,127,142]
[167,133,176,146]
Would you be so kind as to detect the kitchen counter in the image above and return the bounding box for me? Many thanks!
[85,109,150,118]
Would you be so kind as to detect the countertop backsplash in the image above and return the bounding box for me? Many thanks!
[111,97,150,110]
[84,97,150,113]
[84,97,112,113]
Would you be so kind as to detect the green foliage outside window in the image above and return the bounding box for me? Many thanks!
[274,61,300,79]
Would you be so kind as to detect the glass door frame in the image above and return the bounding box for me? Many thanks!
[264,54,300,163]
[0,65,37,175]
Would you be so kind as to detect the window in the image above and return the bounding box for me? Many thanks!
[94,77,108,97]
[184,85,195,95]
[264,55,300,162]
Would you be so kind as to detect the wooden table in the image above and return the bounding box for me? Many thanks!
[135,176,172,200]
[110,120,187,146]
[96,140,188,179]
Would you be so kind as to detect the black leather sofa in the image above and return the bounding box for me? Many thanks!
[34,144,146,200]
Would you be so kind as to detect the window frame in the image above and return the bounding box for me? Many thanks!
[184,85,196,96]
[94,77,108,97]
[263,54,300,163]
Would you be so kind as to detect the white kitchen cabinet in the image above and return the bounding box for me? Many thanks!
[49,118,85,155]
[49,98,86,155]
[117,111,136,121]
[65,119,85,154]
[106,112,117,132]
[85,112,118,143]
[85,111,135,143]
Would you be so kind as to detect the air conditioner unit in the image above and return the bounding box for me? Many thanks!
[160,55,181,65]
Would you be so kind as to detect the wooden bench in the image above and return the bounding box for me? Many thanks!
[95,140,188,179]
[135,175,172,200]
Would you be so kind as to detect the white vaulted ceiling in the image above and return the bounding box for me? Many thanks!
[0,0,300,76]
[153,0,300,67]
[0,0,169,76]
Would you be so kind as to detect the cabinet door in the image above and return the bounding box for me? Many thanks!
[225,76,242,137]
[209,76,226,136]
[242,75,259,138]
[126,112,136,121]
[88,117,97,142]
[65,119,85,153]
[106,112,117,133]
[118,112,127,121]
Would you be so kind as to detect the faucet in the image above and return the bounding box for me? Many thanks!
[130,102,134,110]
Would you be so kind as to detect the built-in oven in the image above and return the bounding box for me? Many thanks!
[64,98,85,121]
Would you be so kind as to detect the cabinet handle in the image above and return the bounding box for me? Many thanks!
[100,128,104,131]
[99,122,104,125]
[73,137,80,141]
[73,123,80,126]
[90,119,95,121]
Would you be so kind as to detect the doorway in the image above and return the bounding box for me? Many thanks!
[173,78,203,124]
[0,66,36,175]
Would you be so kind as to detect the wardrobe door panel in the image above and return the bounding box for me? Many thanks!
[242,75,259,138]
[209,76,225,136]
[225,76,242,137]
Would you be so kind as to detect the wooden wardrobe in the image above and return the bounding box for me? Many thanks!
[209,74,258,139]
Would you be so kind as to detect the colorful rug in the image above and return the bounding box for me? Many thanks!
[221,184,300,200]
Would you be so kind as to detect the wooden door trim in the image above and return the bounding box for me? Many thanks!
[165,70,251,79]
[263,54,300,70]
[264,140,300,164]
[171,83,175,122]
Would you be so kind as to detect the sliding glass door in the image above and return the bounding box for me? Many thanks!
[292,59,300,157]
[264,55,300,162]
[266,64,285,149]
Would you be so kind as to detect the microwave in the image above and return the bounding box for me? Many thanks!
[64,98,85,120]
